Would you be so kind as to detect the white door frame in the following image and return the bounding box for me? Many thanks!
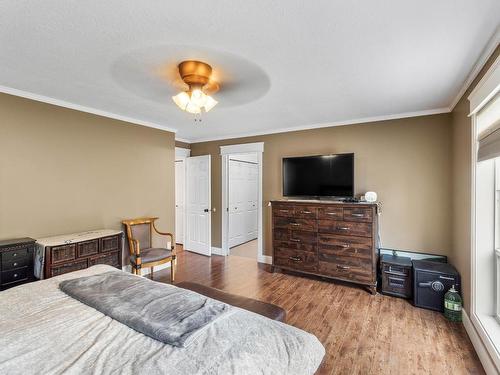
[221,142,269,263]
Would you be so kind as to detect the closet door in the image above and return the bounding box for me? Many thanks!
[175,160,185,244]
[228,160,245,248]
[247,163,258,240]
[243,162,258,242]
[229,159,259,248]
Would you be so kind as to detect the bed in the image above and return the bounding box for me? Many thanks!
[0,265,325,374]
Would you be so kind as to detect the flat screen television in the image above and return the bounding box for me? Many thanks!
[283,153,354,198]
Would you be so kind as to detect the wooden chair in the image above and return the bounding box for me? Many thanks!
[122,217,176,281]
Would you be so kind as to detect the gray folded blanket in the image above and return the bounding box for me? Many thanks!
[59,271,231,347]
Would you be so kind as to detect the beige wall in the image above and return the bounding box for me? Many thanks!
[191,114,453,256]
[0,93,176,265]
[450,45,500,314]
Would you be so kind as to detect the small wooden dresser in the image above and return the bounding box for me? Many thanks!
[271,200,378,294]
[36,230,123,279]
[0,238,36,290]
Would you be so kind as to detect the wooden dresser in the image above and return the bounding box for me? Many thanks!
[36,230,123,279]
[0,238,36,290]
[271,200,378,294]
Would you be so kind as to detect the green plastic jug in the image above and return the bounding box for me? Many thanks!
[444,285,462,322]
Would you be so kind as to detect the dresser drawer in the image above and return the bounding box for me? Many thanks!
[290,230,317,244]
[274,248,317,272]
[293,206,318,219]
[318,234,373,260]
[77,239,99,257]
[273,240,316,253]
[318,220,372,237]
[49,259,88,277]
[1,267,29,285]
[100,235,121,253]
[1,254,30,271]
[274,217,317,232]
[343,207,373,223]
[273,206,295,217]
[318,256,373,284]
[318,207,343,220]
[89,251,121,268]
[273,228,317,244]
[50,244,76,264]
[2,246,30,265]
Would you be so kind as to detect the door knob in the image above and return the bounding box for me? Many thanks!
[204,209,209,212]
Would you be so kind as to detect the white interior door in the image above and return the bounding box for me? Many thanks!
[247,162,258,239]
[174,160,185,244]
[228,157,258,248]
[185,155,211,256]
[228,160,245,248]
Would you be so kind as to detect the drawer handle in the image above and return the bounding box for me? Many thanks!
[351,213,365,217]
[327,212,338,216]
[289,256,302,262]
[12,253,18,257]
[290,223,301,226]
[290,238,301,242]
[336,265,350,270]
[301,211,312,214]
[337,227,349,231]
[279,209,289,212]
[341,243,351,248]
[13,262,18,267]
[13,273,19,278]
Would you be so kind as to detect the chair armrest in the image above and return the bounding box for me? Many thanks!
[153,222,175,250]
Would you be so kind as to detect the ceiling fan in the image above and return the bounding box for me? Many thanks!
[171,60,220,114]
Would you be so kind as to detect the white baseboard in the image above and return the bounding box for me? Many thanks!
[121,262,171,276]
[258,255,272,265]
[462,309,499,374]
[211,247,226,256]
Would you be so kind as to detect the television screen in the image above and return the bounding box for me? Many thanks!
[283,154,354,198]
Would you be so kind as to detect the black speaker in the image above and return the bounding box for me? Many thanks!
[412,260,460,312]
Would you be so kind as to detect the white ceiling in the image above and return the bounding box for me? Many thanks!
[0,1,499,143]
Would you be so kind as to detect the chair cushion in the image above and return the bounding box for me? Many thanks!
[176,281,286,322]
[131,248,172,264]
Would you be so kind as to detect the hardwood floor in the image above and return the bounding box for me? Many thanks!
[155,247,484,375]
[230,239,258,259]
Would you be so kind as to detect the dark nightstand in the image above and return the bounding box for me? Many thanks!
[0,237,36,290]
[380,254,412,299]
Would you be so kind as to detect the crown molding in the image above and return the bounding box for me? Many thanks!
[185,107,450,144]
[449,26,500,112]
[0,85,178,134]
[175,137,192,143]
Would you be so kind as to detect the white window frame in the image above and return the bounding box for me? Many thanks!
[495,159,500,324]
[469,53,500,373]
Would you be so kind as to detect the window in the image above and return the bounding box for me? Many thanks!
[495,159,500,323]
[470,56,500,370]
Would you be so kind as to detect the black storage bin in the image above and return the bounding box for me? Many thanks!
[380,255,412,298]
[412,260,460,312]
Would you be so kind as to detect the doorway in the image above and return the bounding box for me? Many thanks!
[227,153,259,259]
[221,142,265,262]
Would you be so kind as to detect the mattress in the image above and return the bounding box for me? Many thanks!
[0,265,325,374]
